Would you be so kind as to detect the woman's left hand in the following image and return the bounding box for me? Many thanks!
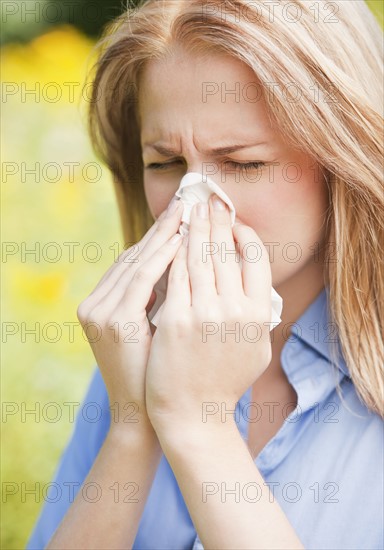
[145,193,273,436]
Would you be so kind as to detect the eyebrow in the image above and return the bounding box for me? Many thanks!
[142,141,269,156]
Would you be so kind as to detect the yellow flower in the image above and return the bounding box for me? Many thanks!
[1,25,96,100]
[13,269,66,304]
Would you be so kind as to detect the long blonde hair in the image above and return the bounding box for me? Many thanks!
[87,0,384,417]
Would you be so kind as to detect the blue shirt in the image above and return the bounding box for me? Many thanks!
[26,286,384,550]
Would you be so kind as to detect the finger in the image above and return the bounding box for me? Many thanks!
[208,194,243,295]
[115,233,184,314]
[85,201,182,307]
[137,198,183,263]
[89,217,162,297]
[232,222,272,302]
[187,202,217,304]
[85,233,182,318]
[145,289,157,314]
[164,234,191,311]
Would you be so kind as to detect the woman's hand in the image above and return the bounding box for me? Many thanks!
[76,197,184,432]
[145,194,273,436]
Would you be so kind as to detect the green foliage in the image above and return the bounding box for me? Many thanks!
[366,0,384,26]
[1,27,120,549]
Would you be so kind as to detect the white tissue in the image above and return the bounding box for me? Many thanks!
[147,172,283,329]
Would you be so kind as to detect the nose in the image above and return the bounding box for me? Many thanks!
[183,161,207,176]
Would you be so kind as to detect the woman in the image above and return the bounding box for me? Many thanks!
[27,0,383,548]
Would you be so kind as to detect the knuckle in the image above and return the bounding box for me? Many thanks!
[157,244,173,260]
[196,303,220,322]
[169,315,191,338]
[188,255,211,271]
[85,305,106,327]
[76,301,90,324]
[157,214,178,231]
[192,222,209,236]
[132,266,151,283]
[154,218,172,235]
[104,312,120,327]
[223,303,244,323]
[154,222,164,234]
[212,215,230,227]
[169,265,189,284]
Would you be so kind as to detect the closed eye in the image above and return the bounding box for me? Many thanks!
[145,161,265,171]
[224,161,265,171]
[144,161,183,171]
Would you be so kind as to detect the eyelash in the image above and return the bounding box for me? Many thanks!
[145,161,265,171]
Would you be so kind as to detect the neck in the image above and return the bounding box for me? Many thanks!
[261,251,327,388]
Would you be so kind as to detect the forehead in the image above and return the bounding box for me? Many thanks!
[140,44,254,78]
[137,47,273,145]
[137,46,263,108]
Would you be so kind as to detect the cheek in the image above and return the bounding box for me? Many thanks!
[227,184,279,234]
[230,172,329,245]
[230,178,328,286]
[233,198,272,232]
[144,177,180,219]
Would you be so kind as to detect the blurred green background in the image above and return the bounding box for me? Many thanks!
[1,1,383,548]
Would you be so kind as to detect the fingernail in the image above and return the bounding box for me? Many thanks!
[166,197,180,217]
[197,202,208,219]
[212,195,226,211]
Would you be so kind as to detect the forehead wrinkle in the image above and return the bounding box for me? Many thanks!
[142,140,270,156]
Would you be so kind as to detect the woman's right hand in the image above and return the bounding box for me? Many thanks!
[76,197,184,432]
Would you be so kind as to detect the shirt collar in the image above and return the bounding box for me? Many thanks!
[289,286,350,379]
[235,285,350,441]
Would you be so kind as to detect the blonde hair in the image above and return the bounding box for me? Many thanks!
[87,0,384,417]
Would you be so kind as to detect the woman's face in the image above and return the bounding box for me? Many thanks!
[137,47,329,288]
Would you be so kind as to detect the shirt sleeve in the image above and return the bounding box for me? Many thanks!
[25,366,111,550]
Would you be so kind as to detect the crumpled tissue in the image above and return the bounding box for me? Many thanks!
[147,172,283,329]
